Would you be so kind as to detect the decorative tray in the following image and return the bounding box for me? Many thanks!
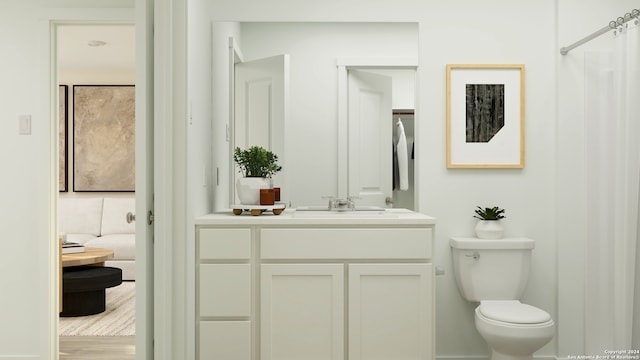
[231,202,286,216]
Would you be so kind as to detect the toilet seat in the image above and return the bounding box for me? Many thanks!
[478,300,551,324]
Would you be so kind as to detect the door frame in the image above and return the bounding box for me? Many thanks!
[45,7,153,360]
[228,37,243,208]
[336,58,419,206]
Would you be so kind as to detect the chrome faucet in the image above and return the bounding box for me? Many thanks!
[323,196,358,211]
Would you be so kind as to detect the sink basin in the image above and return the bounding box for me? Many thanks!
[296,205,385,212]
[293,206,396,217]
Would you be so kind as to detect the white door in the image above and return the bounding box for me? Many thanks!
[347,70,392,207]
[233,54,288,203]
[348,264,433,360]
[261,264,344,360]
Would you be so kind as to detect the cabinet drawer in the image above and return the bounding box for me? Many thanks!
[200,264,251,317]
[199,321,251,360]
[199,228,251,260]
[261,228,432,260]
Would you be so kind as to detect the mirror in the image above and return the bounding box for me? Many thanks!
[212,22,419,210]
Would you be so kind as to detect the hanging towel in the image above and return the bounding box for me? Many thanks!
[396,119,409,191]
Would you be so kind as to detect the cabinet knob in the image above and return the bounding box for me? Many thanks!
[126,212,136,223]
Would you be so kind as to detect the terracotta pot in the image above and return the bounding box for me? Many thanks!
[260,189,275,205]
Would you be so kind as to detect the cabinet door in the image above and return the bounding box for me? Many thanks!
[349,264,433,360]
[199,321,251,360]
[261,264,344,360]
[199,264,251,317]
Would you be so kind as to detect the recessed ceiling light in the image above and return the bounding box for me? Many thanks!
[87,40,107,47]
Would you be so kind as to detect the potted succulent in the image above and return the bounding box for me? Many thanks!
[234,146,282,205]
[473,206,506,239]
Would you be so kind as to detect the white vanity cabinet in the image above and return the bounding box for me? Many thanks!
[196,210,435,360]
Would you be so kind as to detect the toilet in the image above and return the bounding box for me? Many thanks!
[450,237,554,360]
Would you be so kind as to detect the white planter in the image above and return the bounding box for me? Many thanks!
[474,220,504,239]
[236,177,272,205]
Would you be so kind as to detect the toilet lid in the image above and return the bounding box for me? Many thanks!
[479,300,551,324]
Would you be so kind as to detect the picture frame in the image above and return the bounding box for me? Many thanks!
[446,64,525,168]
[59,85,68,192]
[73,85,135,192]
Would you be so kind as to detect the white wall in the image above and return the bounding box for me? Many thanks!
[202,4,640,358]
[187,0,214,357]
[0,3,52,356]
[418,2,557,357]
[0,1,135,358]
[209,0,558,358]
[2,0,636,358]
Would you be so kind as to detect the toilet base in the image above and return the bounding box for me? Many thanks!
[475,308,554,360]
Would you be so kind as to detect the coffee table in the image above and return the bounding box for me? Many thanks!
[60,247,121,317]
[62,247,114,267]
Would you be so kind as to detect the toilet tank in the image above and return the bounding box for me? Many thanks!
[450,237,535,302]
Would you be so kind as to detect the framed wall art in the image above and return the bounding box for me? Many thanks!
[446,64,525,168]
[59,85,68,192]
[73,85,135,192]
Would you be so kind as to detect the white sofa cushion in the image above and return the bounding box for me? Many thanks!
[59,198,103,236]
[85,234,136,260]
[65,233,99,245]
[101,197,136,235]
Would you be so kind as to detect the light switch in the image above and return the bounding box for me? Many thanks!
[19,115,31,135]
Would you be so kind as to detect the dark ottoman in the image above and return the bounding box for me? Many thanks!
[61,266,123,317]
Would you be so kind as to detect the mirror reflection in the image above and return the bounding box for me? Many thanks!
[213,22,419,210]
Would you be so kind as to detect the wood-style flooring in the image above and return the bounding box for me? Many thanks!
[59,336,135,360]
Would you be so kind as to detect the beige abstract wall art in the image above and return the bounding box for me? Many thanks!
[73,85,135,192]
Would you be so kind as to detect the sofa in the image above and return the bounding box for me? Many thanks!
[59,197,136,280]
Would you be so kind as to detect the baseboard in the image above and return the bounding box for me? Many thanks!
[437,356,488,360]
[0,356,39,359]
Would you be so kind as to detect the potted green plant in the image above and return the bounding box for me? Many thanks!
[234,146,282,205]
[473,206,506,239]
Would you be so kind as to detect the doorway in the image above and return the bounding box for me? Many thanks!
[231,51,289,207]
[338,62,418,211]
[55,23,137,359]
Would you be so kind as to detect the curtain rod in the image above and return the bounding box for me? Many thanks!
[560,9,639,55]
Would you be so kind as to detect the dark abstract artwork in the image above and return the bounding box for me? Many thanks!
[59,85,68,192]
[465,84,504,143]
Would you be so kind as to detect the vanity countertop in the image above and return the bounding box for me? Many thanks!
[196,208,436,226]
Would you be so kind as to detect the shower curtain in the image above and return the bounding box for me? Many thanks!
[585,19,640,352]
